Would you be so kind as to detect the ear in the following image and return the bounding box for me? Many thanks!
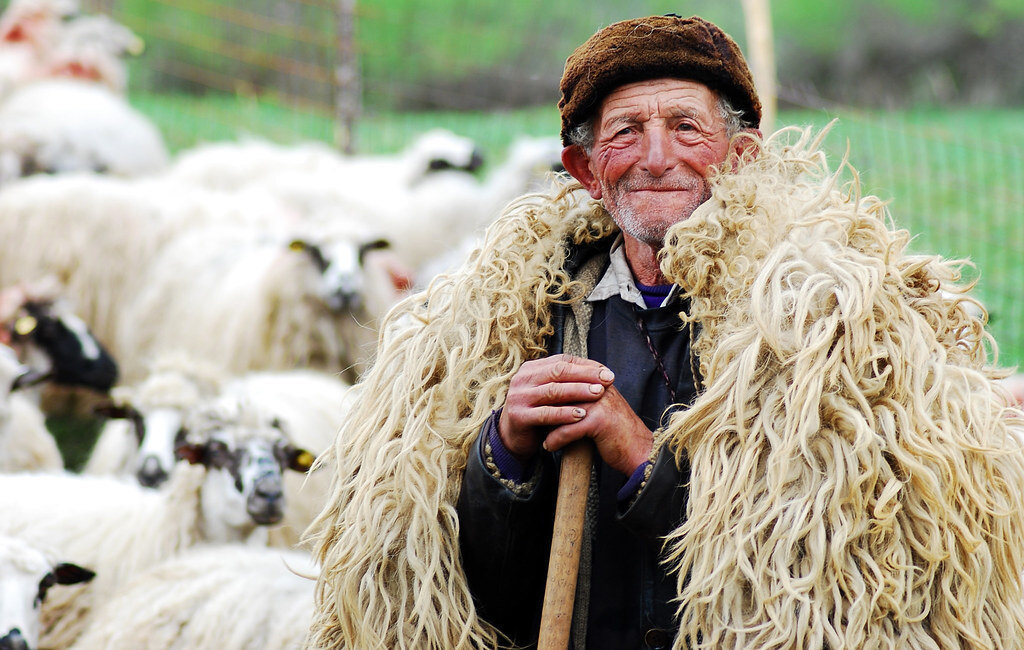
[174,431,206,465]
[52,563,96,586]
[356,239,392,266]
[289,239,328,273]
[730,128,762,160]
[561,145,601,199]
[93,402,140,420]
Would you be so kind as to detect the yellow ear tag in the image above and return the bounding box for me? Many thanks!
[288,240,306,252]
[295,451,315,471]
[14,315,37,336]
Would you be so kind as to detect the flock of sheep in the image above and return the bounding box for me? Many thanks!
[0,1,564,648]
[2,2,1022,650]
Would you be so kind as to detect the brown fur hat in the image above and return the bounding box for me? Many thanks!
[558,14,762,144]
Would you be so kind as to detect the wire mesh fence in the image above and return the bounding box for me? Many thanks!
[74,0,1024,367]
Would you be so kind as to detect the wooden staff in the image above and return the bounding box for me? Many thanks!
[537,439,594,649]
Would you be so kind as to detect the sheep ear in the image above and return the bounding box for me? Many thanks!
[289,239,328,273]
[174,440,206,465]
[357,239,391,266]
[53,563,96,586]
[93,401,140,420]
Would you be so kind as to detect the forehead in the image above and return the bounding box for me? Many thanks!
[596,77,719,123]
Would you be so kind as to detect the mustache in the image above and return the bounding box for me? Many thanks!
[618,174,703,192]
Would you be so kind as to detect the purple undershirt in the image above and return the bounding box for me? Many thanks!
[636,281,672,309]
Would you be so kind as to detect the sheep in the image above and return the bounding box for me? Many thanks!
[82,352,224,484]
[0,0,141,98]
[114,220,408,383]
[0,173,299,356]
[165,128,483,193]
[0,78,168,184]
[262,134,565,277]
[69,544,314,650]
[222,369,352,548]
[0,534,94,650]
[0,397,315,648]
[43,13,143,94]
[0,342,63,472]
[0,0,78,98]
[86,356,350,546]
[0,280,118,399]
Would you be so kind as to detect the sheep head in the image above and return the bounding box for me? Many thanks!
[173,398,315,542]
[0,535,94,650]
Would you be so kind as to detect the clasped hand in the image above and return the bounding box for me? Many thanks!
[497,354,653,476]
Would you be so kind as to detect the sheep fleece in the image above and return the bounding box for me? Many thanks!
[305,127,1024,649]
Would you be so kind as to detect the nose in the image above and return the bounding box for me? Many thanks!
[0,628,29,650]
[640,127,675,177]
[137,456,169,488]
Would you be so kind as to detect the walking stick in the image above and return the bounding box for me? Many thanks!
[537,438,594,649]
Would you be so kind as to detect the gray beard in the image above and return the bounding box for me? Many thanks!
[608,180,712,246]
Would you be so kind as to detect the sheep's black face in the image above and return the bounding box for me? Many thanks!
[14,300,118,392]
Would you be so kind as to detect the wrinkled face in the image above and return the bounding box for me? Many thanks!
[572,78,732,247]
[0,540,94,650]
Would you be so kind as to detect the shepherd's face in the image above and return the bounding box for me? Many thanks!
[564,78,731,247]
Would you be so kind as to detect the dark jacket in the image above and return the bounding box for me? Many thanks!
[457,246,697,649]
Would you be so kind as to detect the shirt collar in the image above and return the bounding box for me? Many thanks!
[586,234,680,309]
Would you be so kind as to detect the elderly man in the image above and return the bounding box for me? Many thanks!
[455,14,761,649]
[305,14,762,650]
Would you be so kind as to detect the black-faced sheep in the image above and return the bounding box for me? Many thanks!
[0,534,94,650]
[0,281,118,397]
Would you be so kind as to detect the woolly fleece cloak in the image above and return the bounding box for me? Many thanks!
[305,127,1024,649]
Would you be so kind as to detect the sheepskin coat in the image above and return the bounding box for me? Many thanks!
[306,127,1024,649]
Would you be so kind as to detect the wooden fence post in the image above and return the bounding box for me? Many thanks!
[741,0,777,134]
[334,0,360,154]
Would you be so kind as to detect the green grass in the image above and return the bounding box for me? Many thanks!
[130,91,1024,369]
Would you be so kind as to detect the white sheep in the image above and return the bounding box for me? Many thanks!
[0,343,63,472]
[43,13,143,94]
[69,544,313,650]
[166,128,483,193]
[0,534,95,650]
[115,220,407,383]
[82,352,224,483]
[0,79,168,183]
[86,357,350,548]
[0,173,299,357]
[222,369,352,548]
[265,134,565,276]
[0,397,315,648]
[0,0,78,98]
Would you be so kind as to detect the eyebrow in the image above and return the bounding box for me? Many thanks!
[602,106,708,130]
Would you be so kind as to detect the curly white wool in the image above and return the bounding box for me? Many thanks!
[70,544,315,650]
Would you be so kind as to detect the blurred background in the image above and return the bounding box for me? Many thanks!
[75,0,1022,364]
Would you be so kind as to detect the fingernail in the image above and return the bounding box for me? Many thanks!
[589,384,602,394]
[542,440,550,451]
[599,369,615,382]
[573,407,586,418]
